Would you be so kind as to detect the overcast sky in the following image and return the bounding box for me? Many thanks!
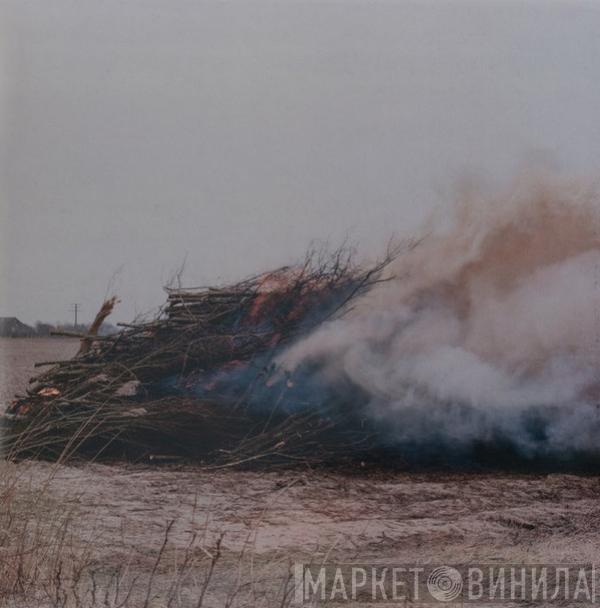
[2,0,600,324]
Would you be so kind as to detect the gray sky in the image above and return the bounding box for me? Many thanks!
[2,0,600,325]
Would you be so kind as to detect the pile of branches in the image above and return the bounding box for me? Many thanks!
[4,248,394,466]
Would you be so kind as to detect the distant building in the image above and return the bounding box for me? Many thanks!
[0,317,36,337]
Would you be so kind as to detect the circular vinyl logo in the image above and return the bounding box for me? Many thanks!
[427,566,463,602]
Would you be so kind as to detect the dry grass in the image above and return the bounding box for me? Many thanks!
[0,460,299,608]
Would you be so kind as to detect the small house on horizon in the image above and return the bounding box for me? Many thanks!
[0,317,36,338]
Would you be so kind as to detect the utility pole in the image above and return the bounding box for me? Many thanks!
[70,303,81,329]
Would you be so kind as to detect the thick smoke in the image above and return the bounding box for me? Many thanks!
[278,175,600,460]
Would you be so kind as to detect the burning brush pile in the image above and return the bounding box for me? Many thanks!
[5,249,392,466]
[7,178,600,469]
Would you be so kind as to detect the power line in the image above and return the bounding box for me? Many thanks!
[69,303,81,328]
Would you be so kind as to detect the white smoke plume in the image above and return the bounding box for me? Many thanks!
[278,174,600,458]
